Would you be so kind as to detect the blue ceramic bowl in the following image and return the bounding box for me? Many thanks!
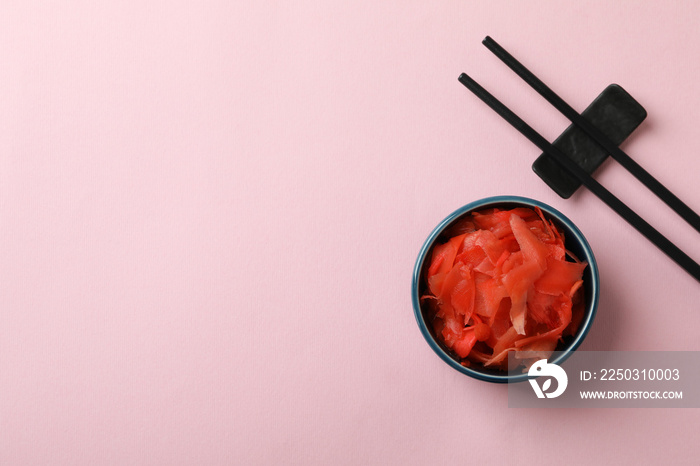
[412,196,599,383]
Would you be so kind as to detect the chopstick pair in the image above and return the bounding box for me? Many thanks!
[459,36,700,283]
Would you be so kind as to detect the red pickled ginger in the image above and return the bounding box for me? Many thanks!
[423,207,587,370]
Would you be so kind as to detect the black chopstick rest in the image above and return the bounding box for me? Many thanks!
[533,84,647,198]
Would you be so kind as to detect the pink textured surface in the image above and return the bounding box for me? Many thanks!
[1,1,699,464]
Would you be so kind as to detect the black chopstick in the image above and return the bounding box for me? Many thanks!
[458,72,700,283]
[482,36,700,234]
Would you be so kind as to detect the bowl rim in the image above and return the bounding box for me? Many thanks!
[411,195,600,383]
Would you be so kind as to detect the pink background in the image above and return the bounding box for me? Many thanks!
[1,1,699,464]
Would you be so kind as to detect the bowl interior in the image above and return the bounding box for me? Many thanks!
[413,197,599,383]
